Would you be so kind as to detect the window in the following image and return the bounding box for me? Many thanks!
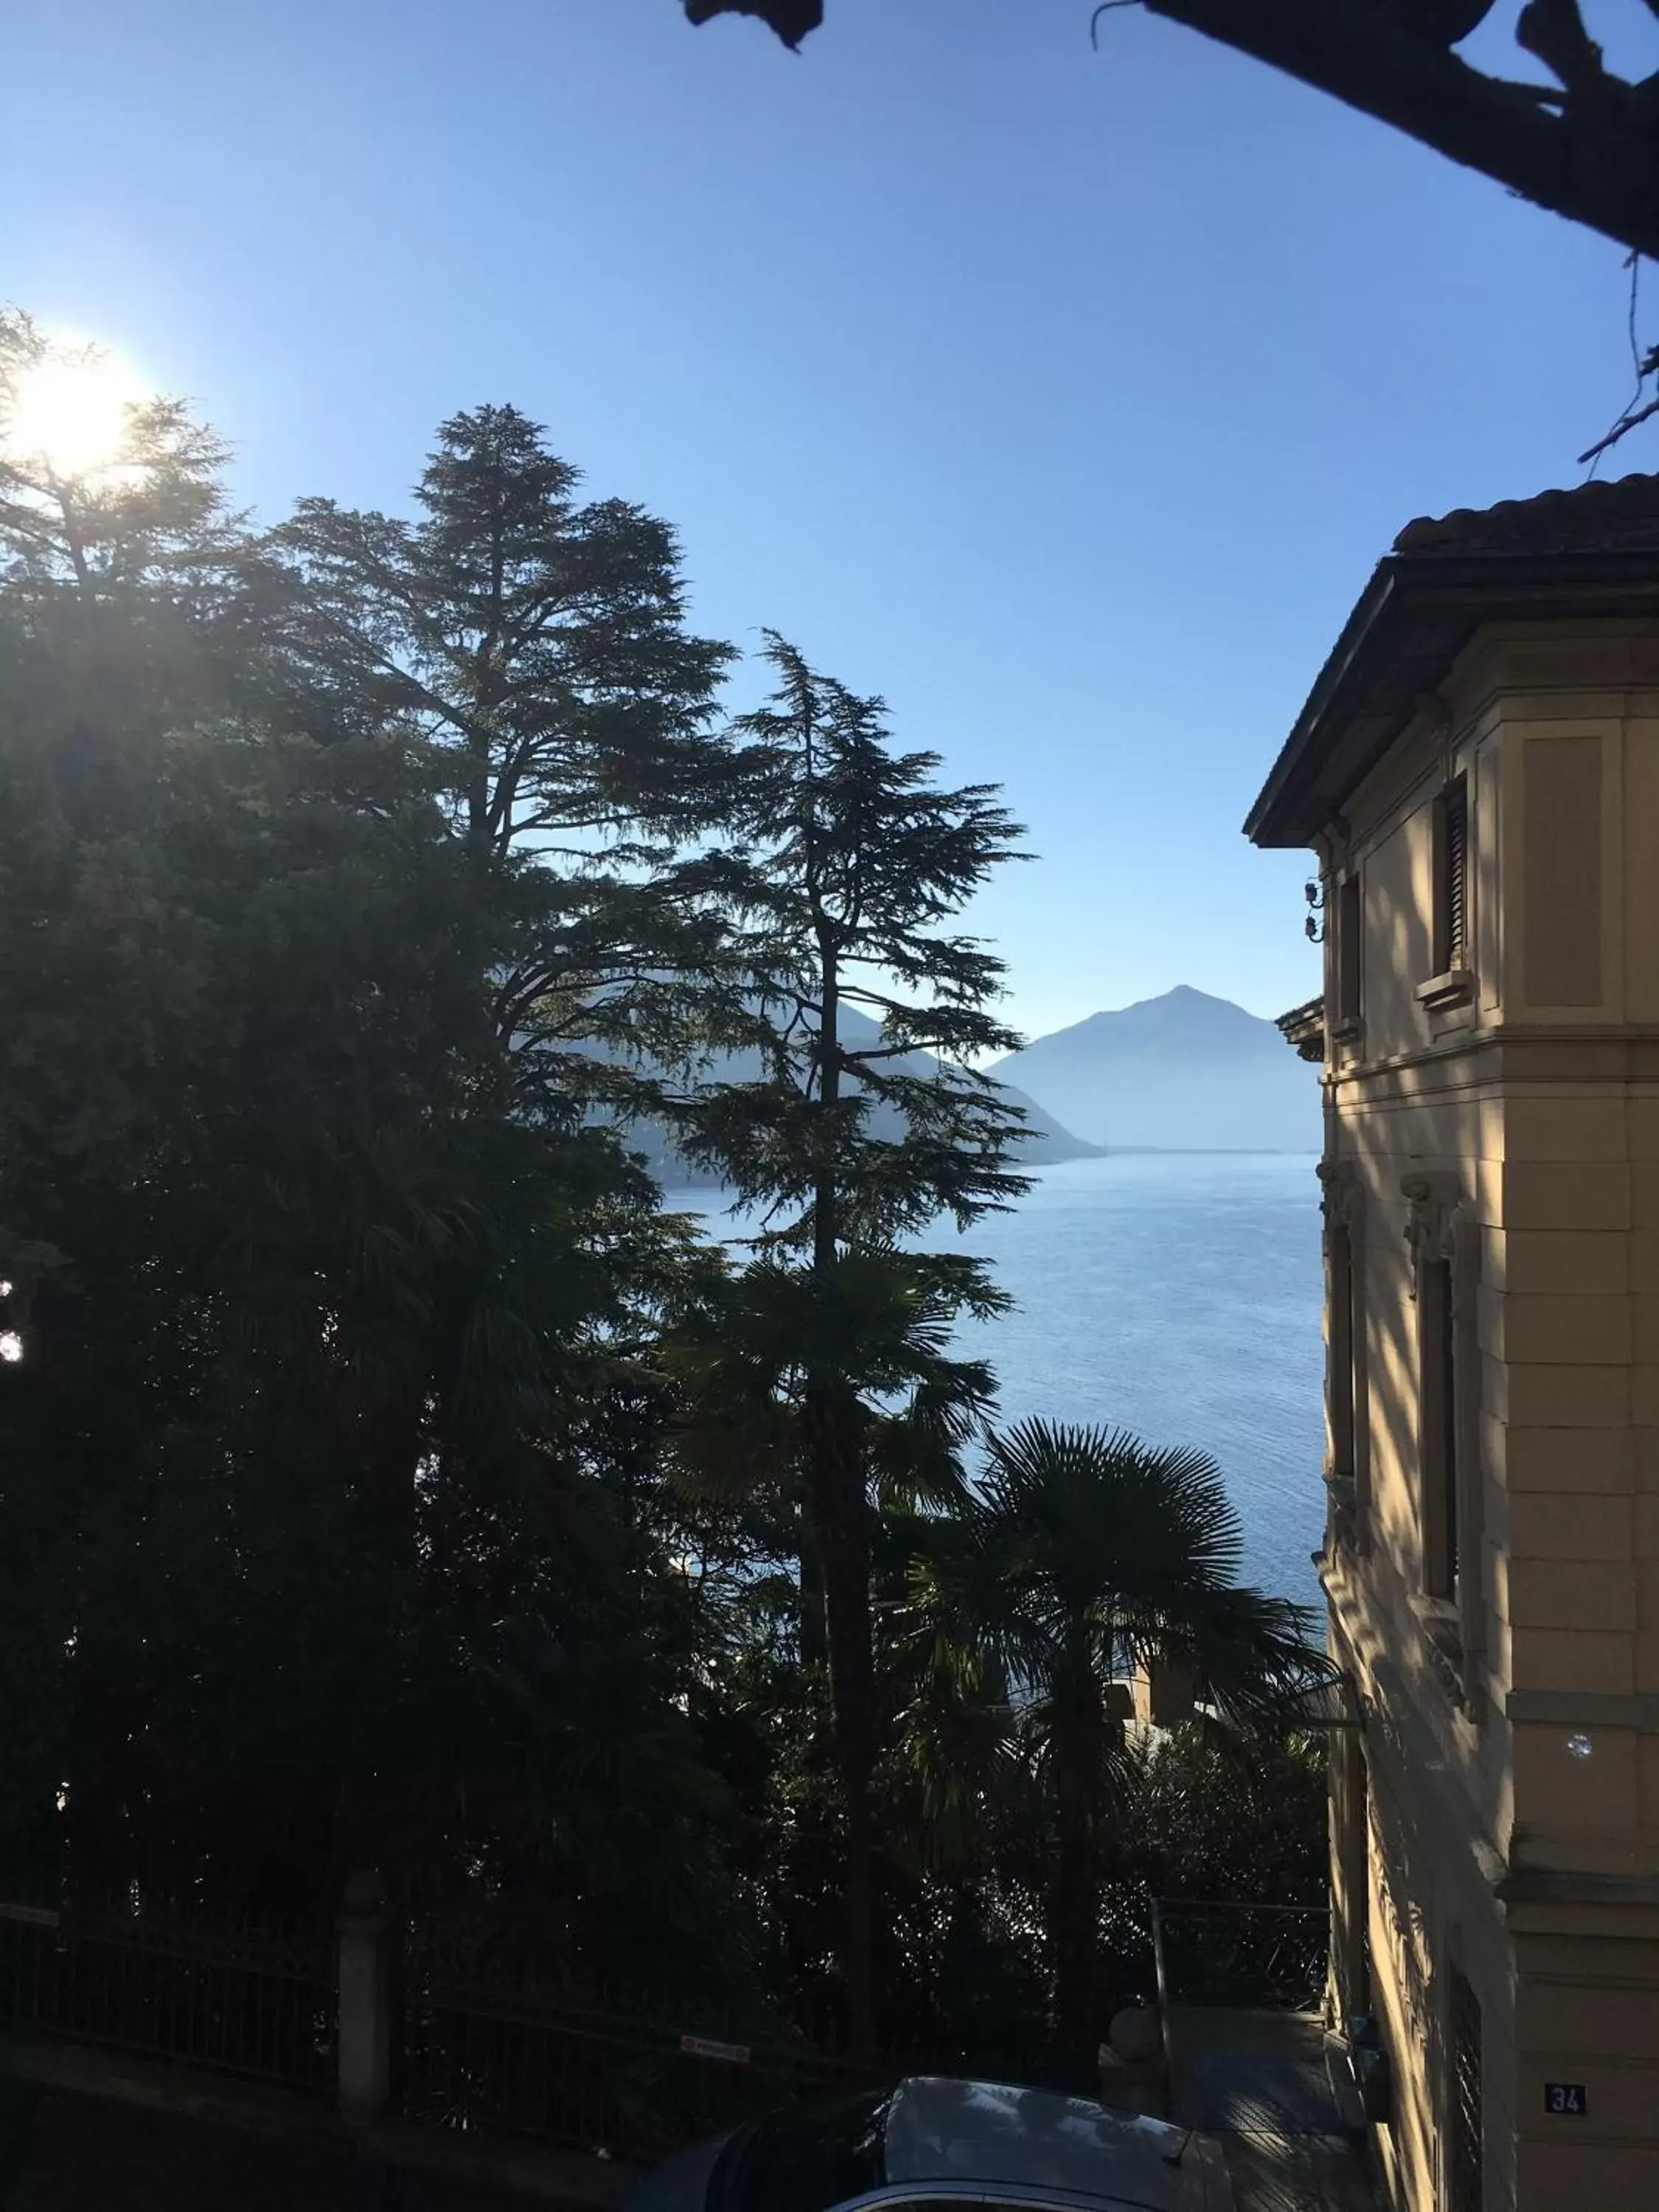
[1405,1171,1481,1700]
[717,2093,887,2212]
[878,2202,1001,2212]
[1435,775,1470,976]
[1330,1221,1360,1476]
[1331,1728,1371,2020]
[1335,872,1362,1028]
[1325,1177,1374,1553]
[1423,1253,1459,1603]
[1322,1166,1371,1548]
[1347,1239,1363,1475]
[1447,1971,1484,2212]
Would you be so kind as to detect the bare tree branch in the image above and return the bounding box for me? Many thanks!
[1579,386,1659,466]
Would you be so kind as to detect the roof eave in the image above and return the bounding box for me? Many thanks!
[1244,549,1659,851]
[1242,558,1400,850]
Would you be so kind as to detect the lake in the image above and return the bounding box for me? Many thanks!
[667,1152,1326,1613]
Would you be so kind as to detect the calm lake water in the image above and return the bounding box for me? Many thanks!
[667,1152,1326,1613]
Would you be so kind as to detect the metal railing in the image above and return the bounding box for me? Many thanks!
[397,1937,880,2156]
[0,1890,335,2093]
[1149,1896,1328,2015]
[0,1882,875,2156]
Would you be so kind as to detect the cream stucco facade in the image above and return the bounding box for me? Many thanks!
[1248,480,1659,2212]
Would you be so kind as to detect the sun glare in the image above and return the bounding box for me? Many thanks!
[4,343,147,481]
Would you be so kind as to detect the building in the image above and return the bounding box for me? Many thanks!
[1245,475,1659,2212]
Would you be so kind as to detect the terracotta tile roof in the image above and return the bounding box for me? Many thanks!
[1394,470,1659,557]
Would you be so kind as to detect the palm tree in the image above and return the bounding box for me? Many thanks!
[902,1418,1318,2077]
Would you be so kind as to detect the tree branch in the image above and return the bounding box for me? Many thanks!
[683,0,1659,261]
[684,0,821,46]
[1578,388,1659,465]
[1515,0,1607,96]
[1142,0,1659,260]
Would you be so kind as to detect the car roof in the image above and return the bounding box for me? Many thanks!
[883,2078,1193,2209]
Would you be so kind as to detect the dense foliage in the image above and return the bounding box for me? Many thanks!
[0,313,1321,2087]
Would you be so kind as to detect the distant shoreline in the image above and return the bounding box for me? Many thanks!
[661,1150,1323,1203]
[1077,1147,1319,1158]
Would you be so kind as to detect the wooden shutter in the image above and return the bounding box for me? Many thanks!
[1443,778,1469,972]
[1337,874,1361,1023]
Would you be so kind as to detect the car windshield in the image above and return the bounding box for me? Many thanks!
[719,2090,890,2212]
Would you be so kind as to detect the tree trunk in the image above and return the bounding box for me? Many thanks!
[798,1505,830,1669]
[804,1377,877,2052]
[804,953,880,2056]
[1048,1790,1104,2091]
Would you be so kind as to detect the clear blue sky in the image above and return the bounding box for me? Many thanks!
[6,0,1657,1037]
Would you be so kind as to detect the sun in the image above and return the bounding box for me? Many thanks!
[4,341,147,481]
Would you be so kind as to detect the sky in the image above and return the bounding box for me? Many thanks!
[5,0,1658,1039]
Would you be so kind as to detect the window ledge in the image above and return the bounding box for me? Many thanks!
[1415,969,1474,1013]
[1330,1015,1363,1043]
[1410,1590,1459,1633]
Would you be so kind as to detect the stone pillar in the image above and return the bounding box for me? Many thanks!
[336,1868,392,2123]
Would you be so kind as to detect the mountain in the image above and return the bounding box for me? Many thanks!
[611,1002,1102,1187]
[987,985,1318,1152]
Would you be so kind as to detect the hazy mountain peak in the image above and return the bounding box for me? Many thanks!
[990,985,1317,1152]
[1154,982,1226,1004]
[1116,983,1256,1015]
[1023,985,1259,1048]
[602,998,1103,1186]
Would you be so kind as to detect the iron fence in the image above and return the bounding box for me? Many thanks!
[0,1884,879,2154]
[1150,1896,1328,2014]
[0,1889,335,2093]
[397,1936,880,2157]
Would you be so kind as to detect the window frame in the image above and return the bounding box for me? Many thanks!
[1403,1172,1486,1717]
[1436,773,1470,975]
[1333,869,1363,1034]
[1419,773,1475,1013]
[1320,1163,1371,1551]
[1421,1250,1460,1606]
[844,2190,1163,2212]
[1446,1969,1484,2212]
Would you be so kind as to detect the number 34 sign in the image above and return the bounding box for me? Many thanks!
[1544,2082,1587,2117]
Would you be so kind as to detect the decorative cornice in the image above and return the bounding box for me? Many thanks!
[1318,1157,1366,1233]
[1324,1471,1360,1557]
[1277,998,1325,1062]
[1506,1688,1659,1734]
[1496,1865,1659,1909]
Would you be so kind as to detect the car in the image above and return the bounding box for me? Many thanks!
[627,2074,1234,2212]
